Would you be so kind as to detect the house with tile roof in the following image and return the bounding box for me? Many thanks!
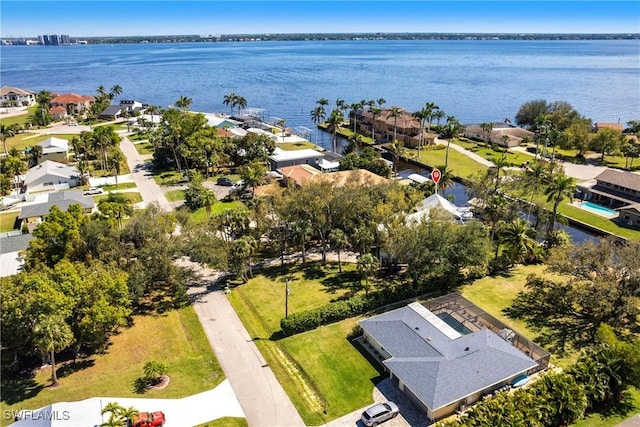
[19,190,94,232]
[0,86,35,107]
[462,123,535,148]
[359,300,539,421]
[36,137,69,163]
[580,168,640,208]
[24,160,80,193]
[352,108,437,148]
[50,93,95,114]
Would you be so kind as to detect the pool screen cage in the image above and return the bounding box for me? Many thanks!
[422,293,551,374]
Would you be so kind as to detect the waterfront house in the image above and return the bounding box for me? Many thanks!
[50,93,95,115]
[99,105,123,119]
[358,294,548,421]
[18,190,94,232]
[269,147,326,170]
[462,123,534,148]
[0,86,35,107]
[351,108,437,147]
[49,105,68,121]
[24,160,80,193]
[579,169,640,208]
[595,122,624,132]
[616,203,640,228]
[406,193,474,224]
[36,137,69,163]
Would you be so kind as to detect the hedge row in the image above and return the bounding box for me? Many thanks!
[280,281,431,335]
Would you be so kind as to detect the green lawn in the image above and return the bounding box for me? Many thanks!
[278,141,318,151]
[134,141,154,156]
[227,262,380,425]
[0,307,224,427]
[165,189,186,202]
[93,192,143,204]
[454,138,536,166]
[101,182,137,192]
[0,107,37,127]
[189,201,247,223]
[404,146,488,179]
[6,133,76,153]
[195,418,248,427]
[559,203,640,241]
[573,387,640,427]
[153,169,187,186]
[0,211,19,232]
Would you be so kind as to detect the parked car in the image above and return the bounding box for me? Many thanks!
[230,179,246,193]
[526,146,538,154]
[128,411,165,427]
[217,177,234,186]
[361,401,400,426]
[83,187,103,195]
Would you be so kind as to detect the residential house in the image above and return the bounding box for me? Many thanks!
[49,106,68,121]
[579,169,640,208]
[99,105,123,120]
[24,160,80,193]
[595,122,624,132]
[0,233,34,277]
[406,193,474,224]
[269,147,326,170]
[19,190,94,232]
[616,203,640,228]
[0,86,35,107]
[279,164,323,186]
[312,168,389,187]
[50,93,95,115]
[359,295,547,421]
[352,108,437,147]
[36,137,69,163]
[462,123,535,148]
[119,99,143,113]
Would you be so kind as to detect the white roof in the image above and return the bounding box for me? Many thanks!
[25,160,78,185]
[407,173,430,184]
[202,113,240,128]
[407,193,473,223]
[269,147,325,162]
[317,158,340,171]
[37,137,68,154]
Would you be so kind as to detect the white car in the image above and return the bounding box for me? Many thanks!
[84,187,103,195]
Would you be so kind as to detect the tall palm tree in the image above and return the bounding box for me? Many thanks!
[335,98,347,114]
[524,161,549,220]
[325,109,344,153]
[235,95,247,114]
[357,253,378,297]
[370,106,382,144]
[316,98,329,108]
[293,219,313,264]
[36,90,52,108]
[109,84,123,100]
[175,95,193,111]
[412,108,428,157]
[424,101,439,137]
[389,139,404,176]
[492,152,509,193]
[434,109,446,127]
[1,123,16,156]
[434,164,454,195]
[33,315,73,386]
[389,106,403,143]
[310,105,326,144]
[377,98,386,108]
[350,101,363,133]
[111,152,122,188]
[480,122,494,145]
[329,229,350,273]
[444,115,461,168]
[544,173,575,235]
[223,92,236,114]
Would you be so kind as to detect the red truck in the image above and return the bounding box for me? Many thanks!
[128,411,165,427]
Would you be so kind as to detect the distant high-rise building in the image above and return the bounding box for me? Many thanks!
[37,34,71,45]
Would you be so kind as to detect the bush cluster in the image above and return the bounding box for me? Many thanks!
[280,282,426,335]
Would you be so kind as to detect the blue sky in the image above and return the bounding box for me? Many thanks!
[1,1,639,37]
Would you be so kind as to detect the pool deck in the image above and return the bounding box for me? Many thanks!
[573,201,619,219]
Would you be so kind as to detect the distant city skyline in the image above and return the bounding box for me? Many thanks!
[1,1,639,38]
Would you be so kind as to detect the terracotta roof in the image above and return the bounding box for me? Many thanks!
[595,169,640,192]
[217,128,236,138]
[596,122,624,132]
[280,164,322,186]
[50,106,67,114]
[0,86,34,96]
[51,93,94,104]
[311,169,389,187]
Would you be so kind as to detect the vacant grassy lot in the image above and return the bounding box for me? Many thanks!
[188,201,247,223]
[227,262,380,425]
[0,306,224,427]
[454,138,536,166]
[0,107,37,127]
[406,145,488,179]
[278,141,318,151]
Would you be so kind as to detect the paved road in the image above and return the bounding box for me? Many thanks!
[119,134,174,212]
[183,260,306,427]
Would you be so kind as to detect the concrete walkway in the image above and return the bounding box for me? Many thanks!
[434,137,495,168]
[184,259,306,427]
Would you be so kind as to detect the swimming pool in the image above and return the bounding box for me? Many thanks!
[436,312,472,335]
[579,201,619,217]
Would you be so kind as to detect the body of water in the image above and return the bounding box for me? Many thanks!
[2,39,639,141]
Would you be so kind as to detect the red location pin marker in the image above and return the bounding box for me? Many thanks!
[431,168,441,184]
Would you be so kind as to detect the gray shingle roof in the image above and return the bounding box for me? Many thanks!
[19,190,94,219]
[595,169,640,192]
[360,303,537,411]
[0,233,34,254]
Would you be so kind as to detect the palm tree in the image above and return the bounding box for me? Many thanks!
[235,95,247,114]
[143,360,168,385]
[389,139,404,176]
[325,109,344,153]
[0,123,16,156]
[96,85,108,98]
[501,218,539,264]
[316,98,329,108]
[293,219,313,264]
[357,253,378,297]
[310,106,326,145]
[329,229,350,273]
[175,95,193,111]
[434,164,454,195]
[36,90,52,108]
[335,98,346,113]
[524,161,549,220]
[76,160,90,185]
[350,101,363,133]
[544,173,575,235]
[492,152,509,193]
[370,106,382,144]
[111,152,122,188]
[412,108,428,157]
[480,122,494,145]
[434,109,446,127]
[389,106,403,143]
[109,84,123,100]
[223,92,236,114]
[424,101,439,137]
[443,116,461,168]
[241,162,266,197]
[33,315,73,386]
[377,98,386,108]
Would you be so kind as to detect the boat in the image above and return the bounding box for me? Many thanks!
[512,375,530,388]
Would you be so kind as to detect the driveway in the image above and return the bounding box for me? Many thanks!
[323,379,431,427]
